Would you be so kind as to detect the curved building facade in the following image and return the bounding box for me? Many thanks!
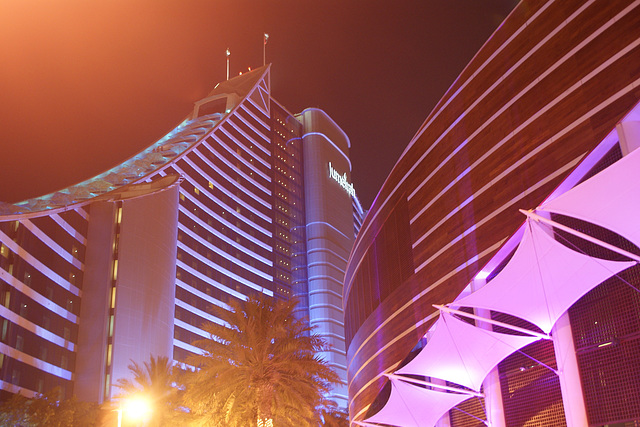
[0,66,363,408]
[344,0,640,425]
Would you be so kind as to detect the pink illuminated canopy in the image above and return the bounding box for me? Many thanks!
[364,377,472,427]
[453,220,634,333]
[539,145,640,251]
[396,311,540,391]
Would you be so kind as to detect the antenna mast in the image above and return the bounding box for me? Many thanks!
[263,33,269,66]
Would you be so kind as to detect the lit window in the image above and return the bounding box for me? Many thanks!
[112,260,118,281]
[194,187,200,195]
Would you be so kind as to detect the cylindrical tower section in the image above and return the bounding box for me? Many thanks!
[299,108,354,408]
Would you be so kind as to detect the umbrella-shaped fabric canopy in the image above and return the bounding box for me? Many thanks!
[539,145,640,250]
[453,220,633,333]
[396,311,541,391]
[364,377,473,427]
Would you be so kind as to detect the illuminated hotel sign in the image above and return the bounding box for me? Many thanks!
[328,162,355,197]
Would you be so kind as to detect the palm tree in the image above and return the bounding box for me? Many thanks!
[183,295,342,426]
[114,355,185,426]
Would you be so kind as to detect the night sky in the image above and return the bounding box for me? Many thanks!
[0,0,517,209]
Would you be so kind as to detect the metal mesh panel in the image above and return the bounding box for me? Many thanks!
[576,143,622,185]
[566,250,640,425]
[449,394,486,427]
[496,320,566,426]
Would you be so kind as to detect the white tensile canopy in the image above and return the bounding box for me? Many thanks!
[362,139,640,426]
[395,311,540,392]
[539,145,640,250]
[363,377,472,427]
[452,220,634,334]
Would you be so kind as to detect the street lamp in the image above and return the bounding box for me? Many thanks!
[114,396,153,427]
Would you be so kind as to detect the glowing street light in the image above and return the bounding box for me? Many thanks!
[114,396,153,427]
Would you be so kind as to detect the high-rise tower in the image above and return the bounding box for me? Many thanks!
[0,65,363,409]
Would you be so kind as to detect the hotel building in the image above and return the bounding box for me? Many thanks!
[344,1,640,426]
[0,65,363,409]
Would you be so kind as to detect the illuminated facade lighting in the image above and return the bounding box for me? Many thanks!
[0,66,363,410]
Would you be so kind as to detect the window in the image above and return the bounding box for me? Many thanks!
[1,319,7,341]
[2,291,9,308]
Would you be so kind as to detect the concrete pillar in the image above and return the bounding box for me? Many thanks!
[476,309,506,427]
[472,279,506,427]
[434,378,453,427]
[552,312,588,426]
[616,120,640,156]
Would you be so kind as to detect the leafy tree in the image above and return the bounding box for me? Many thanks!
[320,408,349,427]
[114,355,189,426]
[0,387,101,427]
[183,296,342,426]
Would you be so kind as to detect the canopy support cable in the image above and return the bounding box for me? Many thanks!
[435,305,550,340]
[386,373,484,398]
[522,209,640,263]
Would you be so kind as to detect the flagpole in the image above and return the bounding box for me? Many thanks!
[263,33,269,66]
[226,48,230,80]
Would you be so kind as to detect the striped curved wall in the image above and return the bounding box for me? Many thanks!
[343,0,640,422]
[0,209,87,399]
